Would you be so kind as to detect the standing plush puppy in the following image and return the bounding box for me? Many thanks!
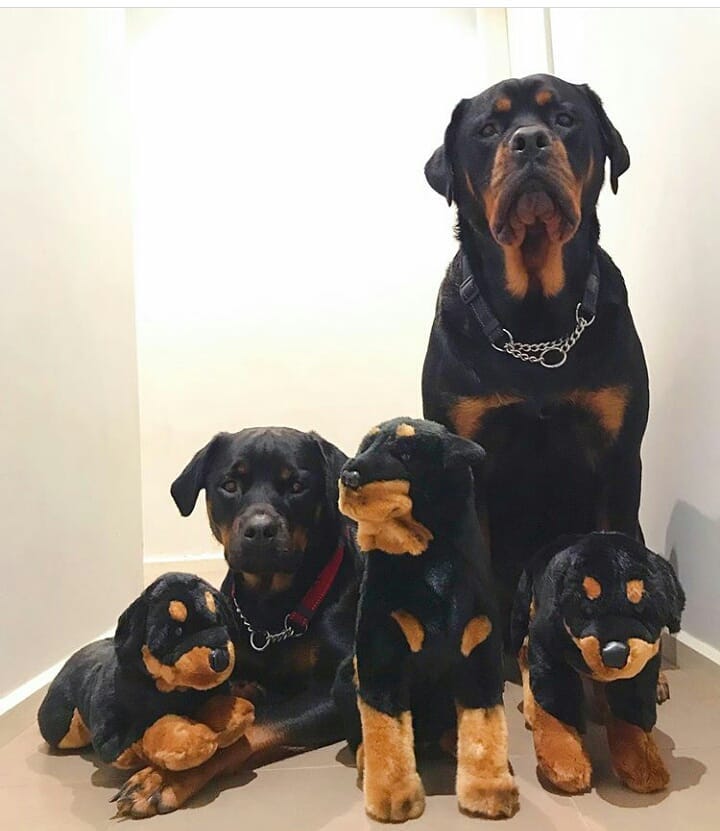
[336,418,518,822]
[511,532,685,794]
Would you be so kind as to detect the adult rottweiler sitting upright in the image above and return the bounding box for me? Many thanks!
[336,418,518,822]
[114,427,360,817]
[422,74,649,646]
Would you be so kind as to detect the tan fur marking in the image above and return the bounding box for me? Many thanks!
[357,699,425,821]
[289,639,321,673]
[167,601,187,623]
[456,704,518,817]
[563,385,630,440]
[464,170,476,199]
[142,641,235,692]
[112,742,146,769]
[391,610,425,652]
[565,625,660,681]
[583,576,602,600]
[270,572,294,593]
[535,89,553,106]
[195,695,255,748]
[494,96,512,112]
[279,466,292,481]
[518,640,535,728]
[606,716,669,792]
[240,571,263,591]
[291,526,309,552]
[461,616,492,657]
[395,423,415,437]
[532,702,592,793]
[204,591,216,614]
[450,393,524,438]
[339,479,433,555]
[140,714,219,771]
[58,708,91,749]
[367,426,381,437]
[626,579,645,604]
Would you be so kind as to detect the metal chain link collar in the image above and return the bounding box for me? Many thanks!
[231,596,307,652]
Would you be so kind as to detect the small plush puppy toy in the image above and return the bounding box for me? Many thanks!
[336,418,518,822]
[511,532,685,794]
[38,573,254,773]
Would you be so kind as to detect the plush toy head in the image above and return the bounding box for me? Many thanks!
[115,573,238,692]
[551,532,685,682]
[338,417,485,555]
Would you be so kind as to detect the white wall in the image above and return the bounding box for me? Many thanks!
[128,9,506,558]
[0,10,143,706]
[550,9,720,655]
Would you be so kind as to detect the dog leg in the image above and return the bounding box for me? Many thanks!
[139,715,219,771]
[518,640,535,729]
[194,695,255,748]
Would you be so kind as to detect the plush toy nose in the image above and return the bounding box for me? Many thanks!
[341,469,361,490]
[601,640,630,669]
[209,647,230,672]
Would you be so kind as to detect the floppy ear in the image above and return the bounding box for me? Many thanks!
[424,98,468,205]
[309,431,348,524]
[114,593,149,668]
[444,433,486,482]
[170,433,228,517]
[580,84,630,194]
[655,556,686,634]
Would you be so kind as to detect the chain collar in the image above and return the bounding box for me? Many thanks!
[230,595,307,652]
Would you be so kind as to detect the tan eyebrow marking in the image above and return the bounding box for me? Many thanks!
[205,591,216,614]
[583,576,602,600]
[280,466,292,481]
[461,616,492,656]
[168,600,187,622]
[535,89,553,106]
[494,96,512,113]
[395,423,415,437]
[626,579,644,604]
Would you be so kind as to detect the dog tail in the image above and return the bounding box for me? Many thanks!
[510,569,533,656]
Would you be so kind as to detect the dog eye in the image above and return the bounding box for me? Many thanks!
[290,481,306,494]
[479,123,497,138]
[556,112,574,128]
[220,480,238,494]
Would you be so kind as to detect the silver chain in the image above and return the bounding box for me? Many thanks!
[231,596,307,652]
[492,303,596,369]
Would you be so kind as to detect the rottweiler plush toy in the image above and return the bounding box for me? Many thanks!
[511,532,685,794]
[38,573,254,773]
[335,418,518,822]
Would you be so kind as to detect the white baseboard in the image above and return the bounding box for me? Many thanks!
[0,627,114,718]
[144,552,224,564]
[675,629,720,668]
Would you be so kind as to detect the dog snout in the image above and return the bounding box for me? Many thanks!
[601,640,630,669]
[209,646,230,673]
[510,125,552,161]
[341,469,362,490]
[243,513,279,542]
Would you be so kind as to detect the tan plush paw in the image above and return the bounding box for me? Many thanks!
[141,715,218,771]
[608,722,669,793]
[458,771,519,818]
[656,671,670,705]
[364,772,425,823]
[196,695,255,748]
[533,706,592,794]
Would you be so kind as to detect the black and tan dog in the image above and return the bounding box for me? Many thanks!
[114,427,360,817]
[422,74,649,650]
[38,573,255,773]
[511,532,684,794]
[335,418,518,821]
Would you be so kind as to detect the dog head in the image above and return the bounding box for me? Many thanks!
[338,418,485,555]
[548,532,684,682]
[171,428,346,593]
[425,74,629,297]
[115,573,237,692]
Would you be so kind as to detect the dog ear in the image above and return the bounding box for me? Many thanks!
[444,434,486,482]
[309,431,348,525]
[580,84,630,194]
[114,593,149,668]
[170,433,229,517]
[654,556,685,634]
[424,99,469,205]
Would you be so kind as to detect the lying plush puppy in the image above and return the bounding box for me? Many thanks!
[38,573,254,773]
[511,532,685,794]
[336,418,518,822]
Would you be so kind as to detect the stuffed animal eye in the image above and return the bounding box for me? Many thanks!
[173,625,183,638]
[290,480,306,494]
[221,480,238,494]
[556,112,574,127]
[479,123,497,138]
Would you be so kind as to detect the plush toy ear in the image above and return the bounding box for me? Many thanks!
[444,434,486,481]
[580,84,630,194]
[170,433,229,517]
[114,593,149,668]
[309,431,348,524]
[655,556,686,634]
[424,99,468,205]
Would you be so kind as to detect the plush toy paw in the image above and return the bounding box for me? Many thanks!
[195,695,255,748]
[140,715,218,771]
[364,771,426,822]
[607,719,669,793]
[457,772,519,818]
[656,671,671,705]
[533,708,592,794]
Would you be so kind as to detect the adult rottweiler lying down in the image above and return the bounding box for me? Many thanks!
[114,427,361,818]
[334,418,518,821]
[511,532,684,794]
[421,75,650,654]
[39,574,254,773]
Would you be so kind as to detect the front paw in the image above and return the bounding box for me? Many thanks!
[112,766,183,818]
[458,771,519,819]
[141,715,218,771]
[608,721,669,793]
[196,695,255,748]
[364,771,425,822]
[533,711,592,794]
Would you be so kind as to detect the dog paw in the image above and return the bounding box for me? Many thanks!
[365,773,425,822]
[111,767,183,818]
[458,772,519,819]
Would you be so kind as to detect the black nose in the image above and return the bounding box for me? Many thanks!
[209,647,230,672]
[601,641,630,669]
[341,469,361,490]
[510,125,552,160]
[243,513,279,541]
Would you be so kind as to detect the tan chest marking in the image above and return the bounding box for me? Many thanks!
[450,394,524,438]
[563,385,629,439]
[391,610,425,653]
[460,615,492,657]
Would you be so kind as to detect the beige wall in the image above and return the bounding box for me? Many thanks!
[551,9,720,655]
[128,9,506,559]
[0,10,143,704]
